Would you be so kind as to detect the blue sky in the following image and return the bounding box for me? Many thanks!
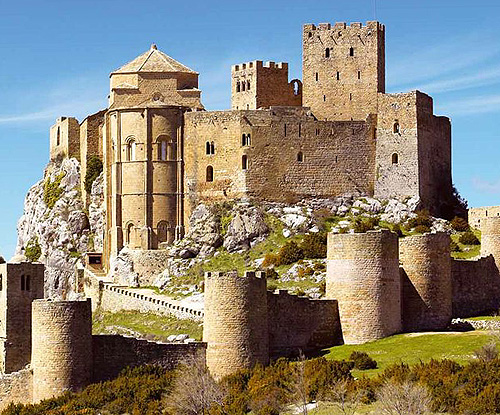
[0,0,499,257]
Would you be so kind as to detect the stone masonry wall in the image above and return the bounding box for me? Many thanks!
[0,368,32,411]
[92,335,205,382]
[302,21,385,121]
[267,290,341,358]
[399,233,452,331]
[32,299,93,403]
[326,230,401,344]
[50,117,80,162]
[203,271,269,379]
[481,217,500,267]
[469,206,500,230]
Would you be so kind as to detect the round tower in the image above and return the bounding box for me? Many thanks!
[399,233,452,332]
[326,230,401,344]
[481,217,500,266]
[32,299,92,403]
[203,271,269,379]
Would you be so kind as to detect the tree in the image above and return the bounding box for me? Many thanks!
[292,352,310,415]
[165,353,226,415]
[321,379,364,415]
[376,380,431,415]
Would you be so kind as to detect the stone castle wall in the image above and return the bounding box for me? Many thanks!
[267,290,341,358]
[469,206,500,229]
[481,217,500,266]
[32,299,93,403]
[0,262,44,374]
[399,233,452,331]
[326,230,401,344]
[92,336,205,382]
[203,271,269,379]
[50,117,80,162]
[302,21,385,121]
[0,368,32,411]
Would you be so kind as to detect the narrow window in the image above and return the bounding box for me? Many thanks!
[242,155,248,170]
[308,32,313,38]
[167,140,176,160]
[284,124,287,136]
[158,139,167,161]
[298,123,301,137]
[335,155,338,163]
[246,134,251,146]
[236,81,240,92]
[336,71,340,80]
[358,71,361,79]
[392,153,399,164]
[21,275,25,291]
[323,95,326,102]
[26,275,30,291]
[242,134,246,146]
[315,128,320,136]
[349,93,352,101]
[349,47,354,56]
[126,139,136,161]
[247,80,251,90]
[393,121,400,134]
[0,274,3,291]
[206,165,214,182]
[126,223,134,245]
[206,141,210,155]
[246,104,249,110]
[325,48,330,58]
[297,152,304,162]
[210,141,215,155]
[315,72,319,82]
[56,127,60,146]
[242,81,246,91]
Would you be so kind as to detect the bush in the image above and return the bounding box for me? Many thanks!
[43,172,65,209]
[276,241,304,266]
[459,231,480,245]
[262,253,278,268]
[451,216,470,232]
[300,233,327,259]
[413,224,431,234]
[353,217,378,233]
[25,237,42,262]
[390,223,403,237]
[84,156,103,194]
[349,351,378,370]
[474,342,499,362]
[450,241,461,252]
[405,210,432,231]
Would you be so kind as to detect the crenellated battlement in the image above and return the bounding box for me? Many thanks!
[232,60,288,73]
[303,20,385,32]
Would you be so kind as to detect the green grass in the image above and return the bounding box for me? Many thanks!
[451,229,482,259]
[325,331,496,377]
[92,310,203,341]
[468,315,500,321]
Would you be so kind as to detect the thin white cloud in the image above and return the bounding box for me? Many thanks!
[471,177,500,195]
[395,65,500,94]
[438,94,500,116]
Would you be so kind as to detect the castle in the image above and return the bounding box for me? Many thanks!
[48,20,455,271]
[1,20,498,406]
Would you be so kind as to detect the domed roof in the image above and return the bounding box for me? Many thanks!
[112,44,197,75]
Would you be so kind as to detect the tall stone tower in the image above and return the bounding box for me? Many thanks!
[203,271,269,379]
[103,44,204,266]
[32,299,92,403]
[302,21,385,121]
[481,217,500,267]
[0,262,44,374]
[231,60,302,110]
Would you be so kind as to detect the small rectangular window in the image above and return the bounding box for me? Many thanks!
[358,71,361,79]
[336,71,340,80]
[315,72,319,82]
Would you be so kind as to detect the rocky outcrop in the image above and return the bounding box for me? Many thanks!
[89,172,105,252]
[15,158,102,298]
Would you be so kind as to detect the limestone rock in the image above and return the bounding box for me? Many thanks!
[89,172,105,252]
[223,206,269,252]
[109,247,139,287]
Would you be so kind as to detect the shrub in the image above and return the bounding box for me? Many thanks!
[451,216,470,232]
[25,237,42,262]
[220,214,233,236]
[43,172,65,209]
[349,351,377,370]
[267,282,278,292]
[84,156,103,194]
[450,241,461,252]
[300,233,327,258]
[377,380,432,415]
[265,268,278,280]
[390,223,403,237]
[474,342,499,362]
[459,231,480,245]
[353,217,378,233]
[262,253,278,268]
[413,224,431,234]
[276,241,304,265]
[405,210,432,231]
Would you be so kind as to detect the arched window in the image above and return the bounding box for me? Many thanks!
[206,165,214,182]
[56,127,60,146]
[242,155,248,170]
[206,141,211,155]
[292,79,301,96]
[247,80,251,90]
[242,81,246,91]
[392,153,399,164]
[236,81,240,93]
[325,48,330,58]
[297,152,304,162]
[349,47,354,56]
[21,275,25,291]
[393,121,400,134]
[126,223,134,245]
[210,141,215,155]
[157,221,170,243]
[126,138,136,161]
